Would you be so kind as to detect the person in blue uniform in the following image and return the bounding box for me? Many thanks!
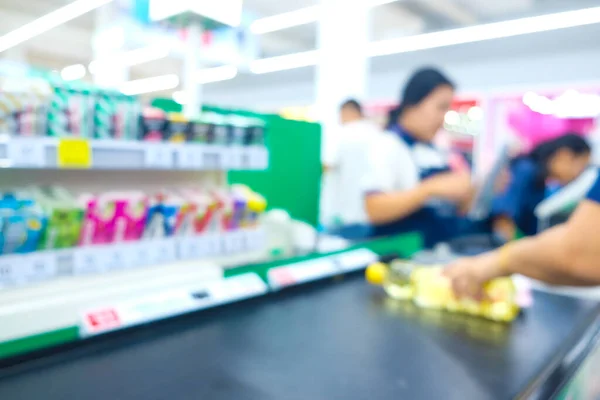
[492,134,591,240]
[362,68,480,247]
[446,170,600,293]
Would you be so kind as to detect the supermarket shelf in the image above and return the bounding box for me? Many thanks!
[0,228,267,290]
[0,247,379,352]
[0,136,268,171]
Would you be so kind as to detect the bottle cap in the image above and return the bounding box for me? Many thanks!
[365,262,388,285]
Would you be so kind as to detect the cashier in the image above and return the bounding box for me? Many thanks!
[362,67,480,247]
[492,133,592,239]
[446,170,600,294]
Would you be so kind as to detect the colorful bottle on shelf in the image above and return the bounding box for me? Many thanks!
[165,113,189,143]
[140,107,167,141]
[366,260,519,322]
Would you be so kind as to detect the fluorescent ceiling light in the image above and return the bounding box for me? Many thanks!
[368,6,600,57]
[250,6,600,74]
[89,45,171,73]
[250,1,396,34]
[149,0,243,27]
[196,65,238,84]
[61,64,86,81]
[250,6,320,34]
[250,51,319,74]
[0,0,114,53]
[120,74,180,95]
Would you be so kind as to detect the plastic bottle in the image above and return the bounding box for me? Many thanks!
[366,260,519,322]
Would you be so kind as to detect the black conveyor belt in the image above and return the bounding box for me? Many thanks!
[1,276,599,400]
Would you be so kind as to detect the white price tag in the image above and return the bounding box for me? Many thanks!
[0,255,26,285]
[131,242,154,267]
[178,237,202,260]
[202,146,222,169]
[145,145,172,169]
[221,232,237,254]
[221,147,240,170]
[233,231,246,253]
[228,146,244,170]
[201,234,220,256]
[104,246,133,271]
[26,252,57,282]
[151,239,176,264]
[239,147,252,170]
[73,247,106,275]
[176,146,203,169]
[8,139,45,168]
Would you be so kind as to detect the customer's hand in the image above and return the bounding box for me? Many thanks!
[443,251,505,299]
[422,172,473,202]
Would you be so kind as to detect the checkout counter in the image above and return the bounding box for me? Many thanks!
[0,234,599,400]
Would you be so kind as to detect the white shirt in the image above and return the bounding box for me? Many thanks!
[327,120,384,225]
[359,131,452,222]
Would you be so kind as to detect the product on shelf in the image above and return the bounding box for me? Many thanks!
[94,90,139,140]
[180,188,222,234]
[2,74,268,147]
[228,115,248,146]
[0,192,45,254]
[143,192,182,239]
[80,191,149,245]
[366,261,519,322]
[165,113,189,143]
[232,184,267,227]
[0,77,52,136]
[34,187,84,250]
[188,115,211,143]
[47,83,92,138]
[206,112,229,145]
[140,107,167,141]
[0,184,266,255]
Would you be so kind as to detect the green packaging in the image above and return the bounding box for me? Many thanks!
[34,187,84,250]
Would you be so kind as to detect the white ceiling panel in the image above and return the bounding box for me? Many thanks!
[1,0,600,96]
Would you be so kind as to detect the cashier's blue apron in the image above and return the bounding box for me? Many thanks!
[491,158,545,237]
[372,126,481,248]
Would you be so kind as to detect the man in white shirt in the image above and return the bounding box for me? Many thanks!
[325,99,384,239]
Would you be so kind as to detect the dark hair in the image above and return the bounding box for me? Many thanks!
[525,133,591,187]
[340,99,363,115]
[386,67,455,130]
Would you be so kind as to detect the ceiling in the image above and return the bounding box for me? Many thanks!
[1,0,599,99]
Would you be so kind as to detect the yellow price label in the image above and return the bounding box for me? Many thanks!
[57,138,92,169]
